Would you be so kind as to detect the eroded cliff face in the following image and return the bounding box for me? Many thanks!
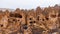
[0,6,60,34]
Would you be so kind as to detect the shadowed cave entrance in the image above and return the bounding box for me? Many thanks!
[10,13,22,18]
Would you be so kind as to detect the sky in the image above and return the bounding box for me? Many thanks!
[0,0,60,9]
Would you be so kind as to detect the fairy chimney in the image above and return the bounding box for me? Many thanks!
[45,7,59,30]
[0,10,9,29]
[23,9,36,34]
[6,8,26,34]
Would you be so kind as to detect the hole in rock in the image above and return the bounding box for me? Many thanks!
[29,18,32,20]
[23,24,28,30]
[51,15,56,18]
[0,24,3,27]
[15,13,22,18]
[46,17,49,20]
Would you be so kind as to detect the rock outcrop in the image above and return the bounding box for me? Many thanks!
[0,5,60,34]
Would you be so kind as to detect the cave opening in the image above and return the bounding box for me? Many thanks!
[15,13,22,18]
[51,15,56,18]
[45,17,49,20]
[0,24,3,27]
[29,18,32,20]
[10,13,22,18]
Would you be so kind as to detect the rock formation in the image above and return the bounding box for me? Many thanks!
[0,5,60,34]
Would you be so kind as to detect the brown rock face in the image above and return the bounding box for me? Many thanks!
[0,5,60,34]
